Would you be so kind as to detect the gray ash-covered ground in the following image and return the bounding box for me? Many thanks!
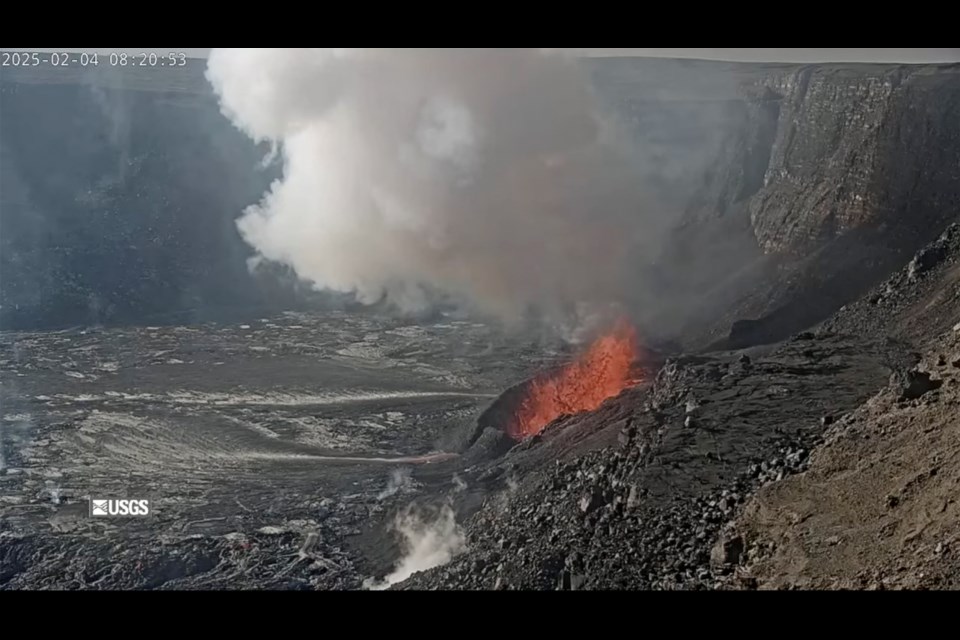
[2,230,958,591]
[0,311,567,589]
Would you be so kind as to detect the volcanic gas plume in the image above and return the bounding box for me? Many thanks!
[509,319,642,439]
[206,48,657,324]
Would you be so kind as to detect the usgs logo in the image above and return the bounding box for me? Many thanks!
[89,499,151,517]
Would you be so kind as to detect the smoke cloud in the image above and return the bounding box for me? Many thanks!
[365,500,466,590]
[206,48,659,323]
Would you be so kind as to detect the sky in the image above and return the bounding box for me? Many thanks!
[9,48,960,63]
[561,48,960,62]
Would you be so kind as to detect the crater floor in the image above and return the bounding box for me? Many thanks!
[0,310,561,589]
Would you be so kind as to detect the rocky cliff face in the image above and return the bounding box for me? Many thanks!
[0,63,299,331]
[667,62,960,256]
[628,61,960,349]
[749,64,960,254]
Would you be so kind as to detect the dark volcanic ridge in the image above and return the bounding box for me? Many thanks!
[402,222,960,590]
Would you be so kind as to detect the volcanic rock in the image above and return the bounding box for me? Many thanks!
[908,245,949,281]
[892,370,943,401]
[618,422,636,449]
[710,534,744,569]
[579,489,606,515]
[463,427,516,465]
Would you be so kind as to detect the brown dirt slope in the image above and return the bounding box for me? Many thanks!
[727,260,960,589]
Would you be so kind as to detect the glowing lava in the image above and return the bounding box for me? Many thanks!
[509,319,641,440]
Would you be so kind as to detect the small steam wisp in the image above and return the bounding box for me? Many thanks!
[365,499,466,590]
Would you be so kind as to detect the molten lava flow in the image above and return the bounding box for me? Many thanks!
[509,319,641,440]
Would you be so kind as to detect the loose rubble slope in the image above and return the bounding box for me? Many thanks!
[407,222,960,590]
[725,239,960,590]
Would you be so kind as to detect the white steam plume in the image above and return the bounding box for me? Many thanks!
[206,48,655,322]
[377,467,414,501]
[365,500,466,590]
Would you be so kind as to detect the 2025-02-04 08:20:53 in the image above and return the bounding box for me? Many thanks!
[1,51,188,67]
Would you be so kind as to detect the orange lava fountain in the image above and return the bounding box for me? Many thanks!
[509,318,642,440]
